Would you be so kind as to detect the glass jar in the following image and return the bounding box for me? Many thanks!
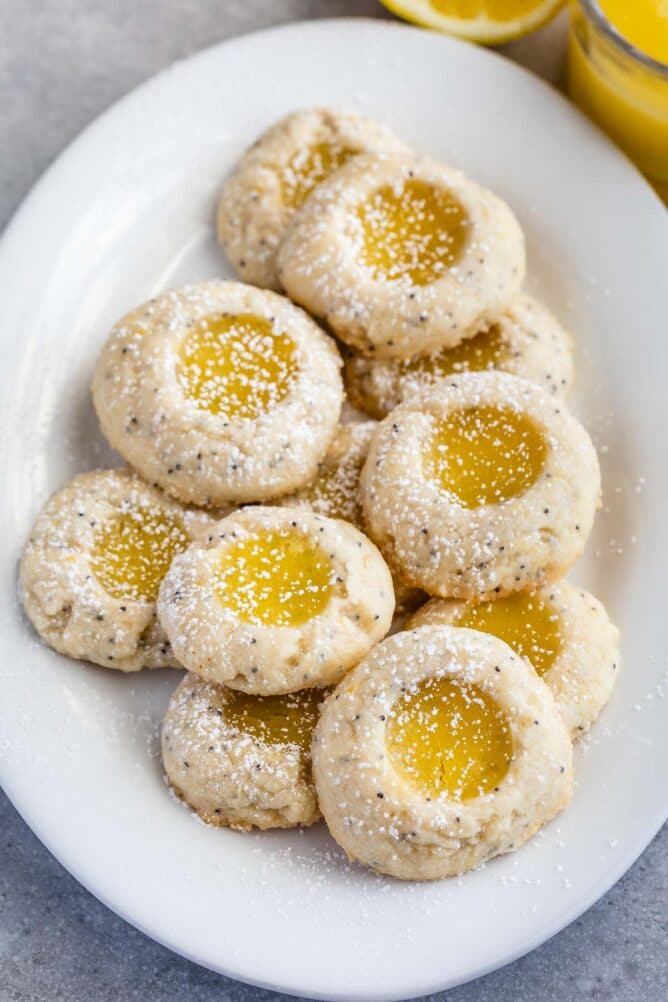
[567,0,668,201]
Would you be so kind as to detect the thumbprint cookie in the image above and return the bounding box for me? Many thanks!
[92,281,343,506]
[278,152,525,359]
[20,469,214,671]
[313,625,572,880]
[157,505,394,694]
[162,673,327,830]
[360,371,600,600]
[218,107,406,289]
[409,582,619,739]
[344,294,574,419]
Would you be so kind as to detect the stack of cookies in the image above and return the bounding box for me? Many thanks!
[20,108,619,881]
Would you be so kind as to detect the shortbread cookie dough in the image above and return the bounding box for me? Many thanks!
[217,107,407,290]
[313,625,573,880]
[19,469,214,671]
[157,505,394,694]
[360,371,600,600]
[409,582,619,739]
[344,295,574,419]
[92,281,343,506]
[283,421,425,619]
[278,152,525,359]
[162,673,325,829]
[283,420,377,525]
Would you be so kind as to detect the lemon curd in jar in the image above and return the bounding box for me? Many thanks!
[399,324,506,382]
[91,506,189,602]
[223,687,325,753]
[214,528,337,628]
[568,0,668,201]
[282,141,356,208]
[387,676,513,800]
[599,0,668,66]
[356,179,470,285]
[177,313,298,420]
[452,592,564,677]
[423,405,548,508]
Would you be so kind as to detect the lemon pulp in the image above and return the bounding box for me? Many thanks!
[223,687,325,753]
[452,592,563,677]
[177,313,298,420]
[214,528,336,628]
[356,178,470,285]
[399,324,506,381]
[423,405,548,508]
[282,141,356,208]
[431,0,553,19]
[91,506,189,602]
[387,675,513,800]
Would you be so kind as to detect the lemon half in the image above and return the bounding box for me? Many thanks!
[380,0,565,45]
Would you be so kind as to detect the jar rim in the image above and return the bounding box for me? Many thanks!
[579,0,668,78]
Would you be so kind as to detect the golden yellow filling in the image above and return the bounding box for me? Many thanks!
[399,324,506,381]
[423,405,548,508]
[223,687,325,754]
[452,592,564,678]
[91,505,189,602]
[356,178,470,285]
[177,313,298,420]
[213,528,336,628]
[599,0,668,64]
[387,675,513,800]
[282,141,356,208]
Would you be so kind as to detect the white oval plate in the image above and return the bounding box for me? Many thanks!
[0,18,666,1002]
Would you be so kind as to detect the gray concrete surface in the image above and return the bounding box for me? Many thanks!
[1,2,666,1000]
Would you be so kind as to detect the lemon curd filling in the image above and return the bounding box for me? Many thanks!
[387,675,513,800]
[356,179,470,286]
[177,313,298,420]
[399,324,506,381]
[214,528,337,628]
[423,405,548,508]
[223,687,325,753]
[452,593,564,678]
[91,506,189,603]
[282,141,355,208]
